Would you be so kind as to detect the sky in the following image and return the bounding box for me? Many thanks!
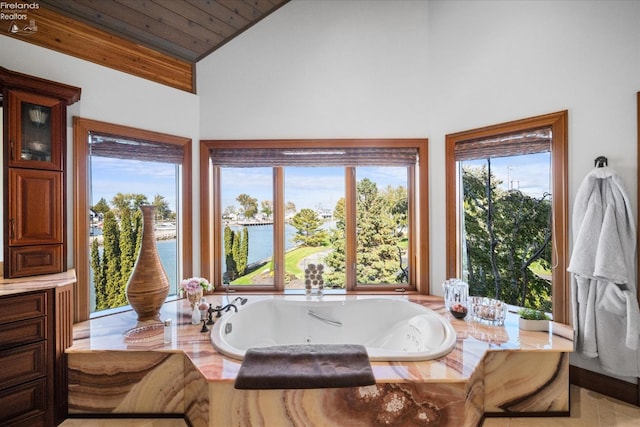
[89,153,550,215]
[462,152,551,198]
[90,156,178,211]
[220,166,408,213]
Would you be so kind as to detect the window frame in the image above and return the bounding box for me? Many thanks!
[445,111,569,323]
[73,117,192,322]
[200,139,429,293]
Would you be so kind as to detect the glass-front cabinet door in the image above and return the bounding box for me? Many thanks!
[7,90,63,170]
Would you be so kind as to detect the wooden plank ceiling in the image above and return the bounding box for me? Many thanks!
[3,0,289,93]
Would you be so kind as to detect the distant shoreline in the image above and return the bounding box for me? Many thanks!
[89,229,176,246]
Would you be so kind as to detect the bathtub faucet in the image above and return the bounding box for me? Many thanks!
[207,303,238,323]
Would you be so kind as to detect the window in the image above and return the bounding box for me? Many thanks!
[445,111,569,322]
[74,118,192,321]
[200,139,428,293]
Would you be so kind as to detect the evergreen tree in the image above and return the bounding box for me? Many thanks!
[325,198,346,286]
[223,225,236,281]
[91,238,106,310]
[91,197,111,216]
[90,198,168,311]
[354,178,400,284]
[291,208,327,247]
[102,211,122,308]
[239,227,249,275]
[133,209,143,257]
[118,207,135,306]
[232,230,242,276]
[324,179,403,286]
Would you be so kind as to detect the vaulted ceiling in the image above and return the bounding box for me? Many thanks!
[3,0,290,92]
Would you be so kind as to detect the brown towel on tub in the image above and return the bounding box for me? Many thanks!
[234,344,375,389]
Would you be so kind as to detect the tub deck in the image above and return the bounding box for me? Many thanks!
[67,295,574,426]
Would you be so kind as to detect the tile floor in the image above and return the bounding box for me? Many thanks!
[59,385,640,426]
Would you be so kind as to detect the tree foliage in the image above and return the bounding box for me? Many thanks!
[325,179,406,286]
[291,208,327,247]
[101,211,122,307]
[237,193,258,219]
[111,193,148,218]
[153,194,172,220]
[223,225,250,280]
[223,226,236,281]
[91,238,106,310]
[462,162,552,311]
[261,200,273,218]
[91,197,110,216]
[91,204,148,311]
[239,227,249,275]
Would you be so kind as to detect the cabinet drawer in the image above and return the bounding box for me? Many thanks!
[0,342,46,391]
[0,378,47,426]
[0,318,46,350]
[8,245,63,277]
[0,292,47,324]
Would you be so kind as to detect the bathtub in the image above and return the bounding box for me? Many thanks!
[210,297,457,361]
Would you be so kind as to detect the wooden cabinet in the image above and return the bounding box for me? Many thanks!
[1,67,81,278]
[0,291,52,427]
[7,90,64,171]
[0,284,74,427]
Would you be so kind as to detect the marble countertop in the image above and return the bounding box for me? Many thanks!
[0,269,77,295]
[67,294,574,383]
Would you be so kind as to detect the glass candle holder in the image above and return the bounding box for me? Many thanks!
[442,279,469,311]
[469,296,507,326]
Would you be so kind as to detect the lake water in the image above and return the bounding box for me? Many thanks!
[225,224,297,265]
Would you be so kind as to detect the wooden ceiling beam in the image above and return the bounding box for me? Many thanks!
[2,3,195,93]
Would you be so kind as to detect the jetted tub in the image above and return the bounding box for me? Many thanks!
[210,297,457,361]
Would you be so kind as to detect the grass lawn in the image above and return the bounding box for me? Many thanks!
[232,245,329,285]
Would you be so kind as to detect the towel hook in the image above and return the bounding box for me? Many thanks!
[594,156,608,168]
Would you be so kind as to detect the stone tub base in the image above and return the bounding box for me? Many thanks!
[66,296,573,426]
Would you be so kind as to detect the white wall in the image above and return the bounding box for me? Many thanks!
[197,0,430,139]
[0,36,200,267]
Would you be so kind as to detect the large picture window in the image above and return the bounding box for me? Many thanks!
[74,118,192,321]
[200,139,428,293]
[445,111,569,322]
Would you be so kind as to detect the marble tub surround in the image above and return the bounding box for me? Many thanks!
[67,295,574,426]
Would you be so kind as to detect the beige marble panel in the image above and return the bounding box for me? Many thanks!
[210,381,477,427]
[68,352,185,414]
[465,358,484,424]
[484,351,569,413]
[184,356,209,427]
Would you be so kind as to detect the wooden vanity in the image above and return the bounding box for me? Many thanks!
[0,270,75,426]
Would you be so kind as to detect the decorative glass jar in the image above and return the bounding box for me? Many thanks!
[442,278,469,311]
[469,296,507,326]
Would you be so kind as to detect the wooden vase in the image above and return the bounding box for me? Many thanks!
[126,205,170,322]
